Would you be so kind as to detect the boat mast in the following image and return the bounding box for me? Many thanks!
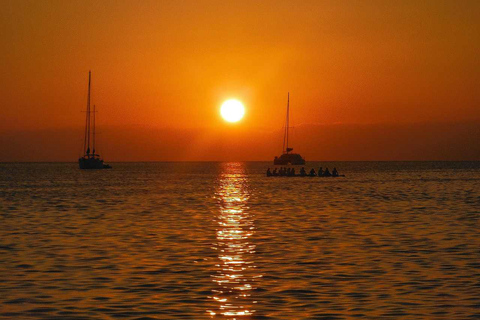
[93,104,96,156]
[83,71,92,156]
[83,93,88,156]
[282,92,290,154]
[86,71,91,156]
[286,92,290,153]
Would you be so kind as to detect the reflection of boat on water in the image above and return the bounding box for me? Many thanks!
[273,93,305,165]
[78,71,111,170]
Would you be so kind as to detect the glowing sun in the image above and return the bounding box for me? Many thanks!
[220,99,245,123]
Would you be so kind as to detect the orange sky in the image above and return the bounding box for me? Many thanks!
[0,0,479,161]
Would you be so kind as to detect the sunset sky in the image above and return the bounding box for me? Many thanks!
[1,0,479,161]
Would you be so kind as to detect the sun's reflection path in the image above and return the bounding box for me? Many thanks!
[208,163,260,319]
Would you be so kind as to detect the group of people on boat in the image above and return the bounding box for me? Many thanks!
[266,167,342,177]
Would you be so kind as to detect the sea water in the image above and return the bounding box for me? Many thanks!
[0,162,479,319]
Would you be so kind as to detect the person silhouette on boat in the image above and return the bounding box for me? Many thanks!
[323,167,331,177]
[332,167,339,177]
[300,167,307,176]
[266,168,272,177]
[291,168,296,176]
[309,168,316,177]
[318,167,323,177]
[272,168,278,176]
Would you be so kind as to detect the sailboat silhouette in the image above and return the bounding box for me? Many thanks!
[78,71,111,169]
[273,93,305,165]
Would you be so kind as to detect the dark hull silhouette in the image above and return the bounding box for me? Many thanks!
[274,153,306,165]
[79,157,111,169]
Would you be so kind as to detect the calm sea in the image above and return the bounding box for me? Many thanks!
[0,162,479,319]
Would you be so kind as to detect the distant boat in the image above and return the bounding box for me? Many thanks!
[79,71,111,169]
[273,93,306,165]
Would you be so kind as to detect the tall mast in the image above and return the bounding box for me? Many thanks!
[93,104,96,155]
[83,87,88,155]
[83,71,91,155]
[286,92,290,153]
[86,71,91,155]
[282,92,290,154]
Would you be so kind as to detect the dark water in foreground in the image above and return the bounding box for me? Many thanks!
[0,162,479,320]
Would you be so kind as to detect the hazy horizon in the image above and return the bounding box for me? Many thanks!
[2,120,479,162]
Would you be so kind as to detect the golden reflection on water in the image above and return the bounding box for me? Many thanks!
[208,163,259,319]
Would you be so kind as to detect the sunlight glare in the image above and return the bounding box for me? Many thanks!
[220,99,245,123]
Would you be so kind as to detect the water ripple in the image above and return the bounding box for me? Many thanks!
[0,162,479,319]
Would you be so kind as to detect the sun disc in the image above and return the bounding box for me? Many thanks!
[220,99,245,123]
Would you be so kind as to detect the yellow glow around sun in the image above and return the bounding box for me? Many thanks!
[220,99,245,123]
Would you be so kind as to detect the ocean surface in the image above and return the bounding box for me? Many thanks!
[0,161,479,320]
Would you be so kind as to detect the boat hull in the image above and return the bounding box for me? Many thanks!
[79,157,111,169]
[273,153,306,165]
